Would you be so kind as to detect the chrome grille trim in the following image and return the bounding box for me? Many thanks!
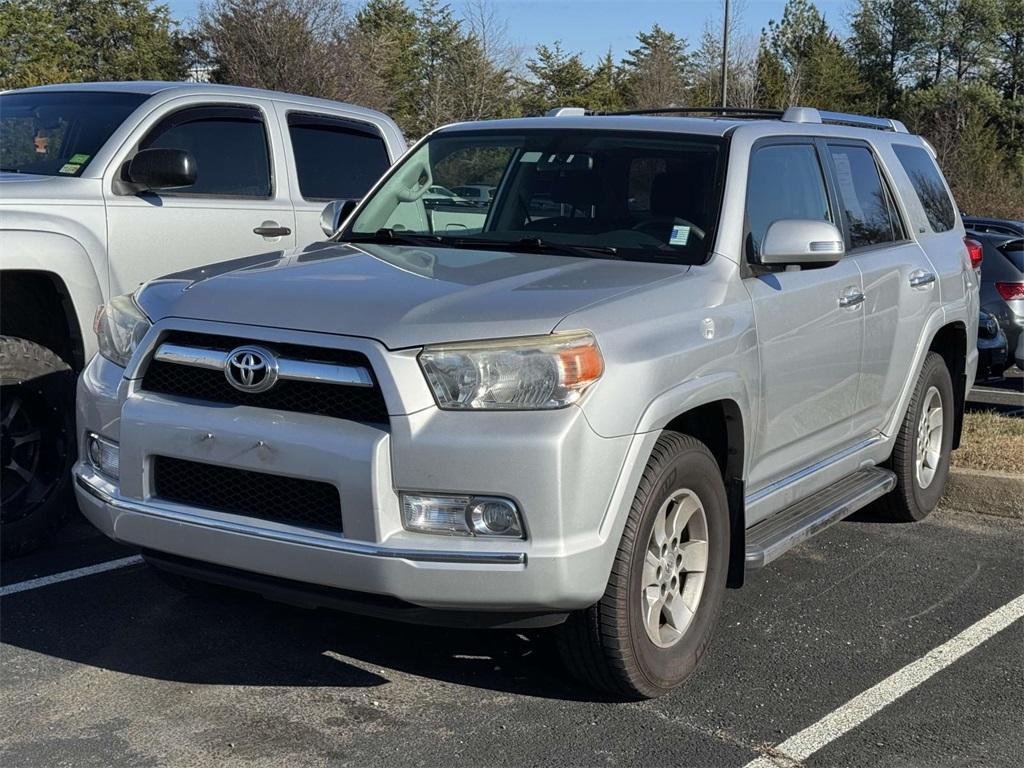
[154,342,374,388]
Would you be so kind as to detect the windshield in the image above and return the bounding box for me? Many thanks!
[345,129,723,263]
[0,91,150,177]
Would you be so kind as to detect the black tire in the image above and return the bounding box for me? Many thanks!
[878,351,955,522]
[1,336,76,556]
[556,432,729,699]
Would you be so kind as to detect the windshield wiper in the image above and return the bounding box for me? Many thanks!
[342,228,447,247]
[453,236,620,260]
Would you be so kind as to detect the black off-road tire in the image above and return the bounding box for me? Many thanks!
[1,336,77,556]
[556,432,730,699]
[878,351,955,522]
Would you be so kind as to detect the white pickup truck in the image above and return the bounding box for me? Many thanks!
[0,81,406,554]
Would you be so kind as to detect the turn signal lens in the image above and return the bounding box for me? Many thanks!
[964,237,983,270]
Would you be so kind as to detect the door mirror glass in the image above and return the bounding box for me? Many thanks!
[320,198,360,238]
[126,148,196,190]
[760,219,845,267]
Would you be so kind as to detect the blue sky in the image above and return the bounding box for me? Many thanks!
[165,0,851,65]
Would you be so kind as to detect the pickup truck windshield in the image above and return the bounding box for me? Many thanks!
[0,91,149,177]
[345,129,723,263]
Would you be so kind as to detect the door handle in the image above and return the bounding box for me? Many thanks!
[253,224,291,237]
[909,270,936,289]
[838,288,865,308]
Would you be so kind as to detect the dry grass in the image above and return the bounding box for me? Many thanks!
[952,410,1024,474]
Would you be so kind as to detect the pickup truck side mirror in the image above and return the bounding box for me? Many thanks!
[758,219,846,268]
[126,148,196,191]
[320,198,360,238]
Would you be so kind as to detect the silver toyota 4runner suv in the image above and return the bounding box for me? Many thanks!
[75,106,979,699]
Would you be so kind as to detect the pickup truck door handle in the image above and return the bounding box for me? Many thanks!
[909,270,936,289]
[253,223,291,238]
[838,287,865,308]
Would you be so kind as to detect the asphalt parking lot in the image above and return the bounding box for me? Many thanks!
[2,499,1021,767]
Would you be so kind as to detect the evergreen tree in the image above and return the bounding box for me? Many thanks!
[519,42,593,114]
[848,0,925,113]
[355,0,419,125]
[619,24,690,109]
[0,0,188,88]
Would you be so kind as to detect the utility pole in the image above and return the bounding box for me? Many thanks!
[720,0,729,108]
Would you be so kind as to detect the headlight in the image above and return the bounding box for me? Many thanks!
[93,293,151,367]
[418,331,603,410]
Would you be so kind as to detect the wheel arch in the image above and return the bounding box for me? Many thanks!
[632,374,749,590]
[926,321,968,449]
[0,231,104,371]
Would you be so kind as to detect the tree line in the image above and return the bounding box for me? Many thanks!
[1,0,1021,216]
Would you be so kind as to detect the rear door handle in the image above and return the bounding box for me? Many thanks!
[838,288,865,308]
[253,224,291,237]
[909,270,936,289]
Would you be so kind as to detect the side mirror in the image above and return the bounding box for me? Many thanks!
[126,148,196,190]
[759,219,845,267]
[320,198,359,238]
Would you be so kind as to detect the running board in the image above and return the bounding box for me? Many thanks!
[745,467,897,569]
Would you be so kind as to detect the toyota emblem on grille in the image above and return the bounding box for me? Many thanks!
[224,346,279,393]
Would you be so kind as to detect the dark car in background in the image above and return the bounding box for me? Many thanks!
[962,216,1024,238]
[976,309,1009,382]
[966,231,1023,369]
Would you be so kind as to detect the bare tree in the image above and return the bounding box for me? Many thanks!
[199,0,348,97]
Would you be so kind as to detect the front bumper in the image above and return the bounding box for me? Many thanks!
[76,337,634,617]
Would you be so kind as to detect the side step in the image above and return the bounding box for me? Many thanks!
[745,467,897,569]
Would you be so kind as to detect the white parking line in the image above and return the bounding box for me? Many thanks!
[0,555,143,597]
[745,592,1024,768]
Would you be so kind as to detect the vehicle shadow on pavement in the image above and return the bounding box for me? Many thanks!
[0,564,613,702]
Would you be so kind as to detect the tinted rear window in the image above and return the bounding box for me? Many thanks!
[892,144,956,233]
[287,114,390,200]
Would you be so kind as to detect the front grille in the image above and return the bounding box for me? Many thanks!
[141,331,389,424]
[153,456,343,532]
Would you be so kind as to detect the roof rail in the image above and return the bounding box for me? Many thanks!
[782,106,908,133]
[595,106,784,119]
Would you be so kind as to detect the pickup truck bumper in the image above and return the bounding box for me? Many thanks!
[75,351,634,620]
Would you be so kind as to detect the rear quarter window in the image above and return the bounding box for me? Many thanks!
[287,113,390,201]
[892,144,956,233]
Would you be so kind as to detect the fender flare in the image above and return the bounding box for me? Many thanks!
[0,229,104,364]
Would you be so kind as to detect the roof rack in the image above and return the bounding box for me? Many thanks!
[544,105,909,133]
[545,106,784,119]
[781,106,908,133]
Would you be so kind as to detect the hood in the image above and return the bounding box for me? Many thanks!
[138,241,687,349]
[0,173,94,202]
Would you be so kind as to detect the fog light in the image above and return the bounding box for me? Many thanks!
[86,433,119,480]
[400,493,524,538]
[469,499,522,537]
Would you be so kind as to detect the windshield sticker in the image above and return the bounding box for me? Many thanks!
[68,153,90,165]
[520,151,542,163]
[58,163,81,175]
[670,225,690,246]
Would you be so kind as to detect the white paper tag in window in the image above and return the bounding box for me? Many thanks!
[669,225,690,246]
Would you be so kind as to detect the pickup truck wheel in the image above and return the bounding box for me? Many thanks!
[0,336,76,556]
[879,351,954,522]
[557,432,729,699]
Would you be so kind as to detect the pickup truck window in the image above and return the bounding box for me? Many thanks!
[827,144,903,249]
[0,91,149,177]
[345,129,723,264]
[746,143,831,256]
[138,106,271,197]
[286,113,390,201]
[892,144,956,233]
